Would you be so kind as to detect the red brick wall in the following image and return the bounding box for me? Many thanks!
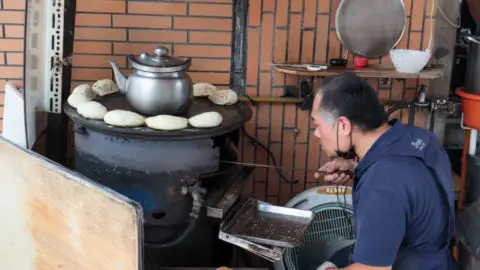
[72,0,233,87]
[0,0,435,203]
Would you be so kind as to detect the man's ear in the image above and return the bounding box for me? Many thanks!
[337,116,352,135]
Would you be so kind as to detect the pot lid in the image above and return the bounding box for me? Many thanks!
[335,0,406,58]
[128,46,191,72]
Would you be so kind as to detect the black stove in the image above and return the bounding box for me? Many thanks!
[65,93,254,269]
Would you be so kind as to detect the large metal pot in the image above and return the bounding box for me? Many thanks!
[109,46,194,116]
[464,34,480,94]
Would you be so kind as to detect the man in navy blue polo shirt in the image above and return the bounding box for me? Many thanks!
[310,73,456,270]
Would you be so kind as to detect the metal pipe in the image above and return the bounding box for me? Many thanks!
[469,129,478,155]
[240,95,407,106]
[458,129,471,210]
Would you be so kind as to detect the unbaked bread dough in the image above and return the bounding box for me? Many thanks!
[72,84,96,99]
[92,79,119,96]
[188,111,223,128]
[193,83,216,97]
[77,101,108,120]
[208,89,238,105]
[104,110,145,127]
[145,115,188,131]
[67,93,93,109]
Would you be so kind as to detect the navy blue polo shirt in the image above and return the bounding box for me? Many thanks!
[352,120,456,269]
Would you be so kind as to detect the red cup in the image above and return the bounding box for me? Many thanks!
[354,57,368,68]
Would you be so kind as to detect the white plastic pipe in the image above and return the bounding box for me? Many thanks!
[469,129,478,155]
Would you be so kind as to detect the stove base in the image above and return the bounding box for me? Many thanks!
[144,216,233,269]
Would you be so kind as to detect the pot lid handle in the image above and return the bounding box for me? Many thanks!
[154,46,169,58]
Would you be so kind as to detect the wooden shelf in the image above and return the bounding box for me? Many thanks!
[275,64,445,80]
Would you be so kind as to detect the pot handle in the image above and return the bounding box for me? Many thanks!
[465,34,480,44]
[74,124,87,135]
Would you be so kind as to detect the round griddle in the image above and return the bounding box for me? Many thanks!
[335,0,406,58]
[64,93,253,140]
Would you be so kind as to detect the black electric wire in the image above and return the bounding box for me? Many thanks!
[241,126,299,184]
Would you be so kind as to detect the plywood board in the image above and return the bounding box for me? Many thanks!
[0,136,143,270]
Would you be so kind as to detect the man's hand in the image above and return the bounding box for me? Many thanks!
[315,158,356,184]
[317,261,338,270]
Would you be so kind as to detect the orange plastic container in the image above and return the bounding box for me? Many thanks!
[457,88,480,129]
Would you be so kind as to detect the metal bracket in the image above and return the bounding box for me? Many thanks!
[24,0,67,149]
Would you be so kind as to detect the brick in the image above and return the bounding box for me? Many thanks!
[113,15,172,29]
[248,0,261,26]
[189,31,231,45]
[411,0,426,31]
[301,31,315,63]
[315,15,329,63]
[174,45,230,58]
[287,14,301,62]
[75,28,126,41]
[276,0,288,27]
[318,0,330,13]
[0,53,4,65]
[409,32,422,50]
[113,43,171,55]
[404,0,412,15]
[6,53,23,65]
[0,79,22,91]
[190,58,231,72]
[72,68,112,81]
[246,28,260,85]
[75,14,111,27]
[0,39,24,52]
[263,0,275,11]
[0,66,23,78]
[189,72,230,85]
[259,72,271,96]
[174,17,232,31]
[290,0,303,12]
[4,25,24,38]
[129,30,187,43]
[73,41,112,55]
[189,3,232,17]
[128,2,186,15]
[185,0,231,2]
[72,55,126,68]
[330,0,341,26]
[328,30,341,59]
[304,0,317,27]
[260,14,274,71]
[274,29,287,64]
[76,0,125,13]
[0,11,24,24]
[3,0,25,10]
[0,92,4,104]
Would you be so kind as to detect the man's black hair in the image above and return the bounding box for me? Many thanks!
[316,72,387,132]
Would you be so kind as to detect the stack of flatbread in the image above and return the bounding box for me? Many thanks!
[193,82,239,106]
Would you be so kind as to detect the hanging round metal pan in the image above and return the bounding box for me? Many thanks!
[335,0,407,58]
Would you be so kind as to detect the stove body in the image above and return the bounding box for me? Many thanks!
[66,94,253,269]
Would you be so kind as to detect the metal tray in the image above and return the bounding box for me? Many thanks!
[225,198,313,248]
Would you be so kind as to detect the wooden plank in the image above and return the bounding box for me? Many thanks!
[274,64,444,79]
[0,136,143,270]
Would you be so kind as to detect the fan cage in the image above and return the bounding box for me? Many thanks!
[283,203,355,270]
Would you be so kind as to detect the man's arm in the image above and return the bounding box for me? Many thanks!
[334,180,407,270]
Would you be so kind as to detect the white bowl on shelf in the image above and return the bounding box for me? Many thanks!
[390,49,432,74]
